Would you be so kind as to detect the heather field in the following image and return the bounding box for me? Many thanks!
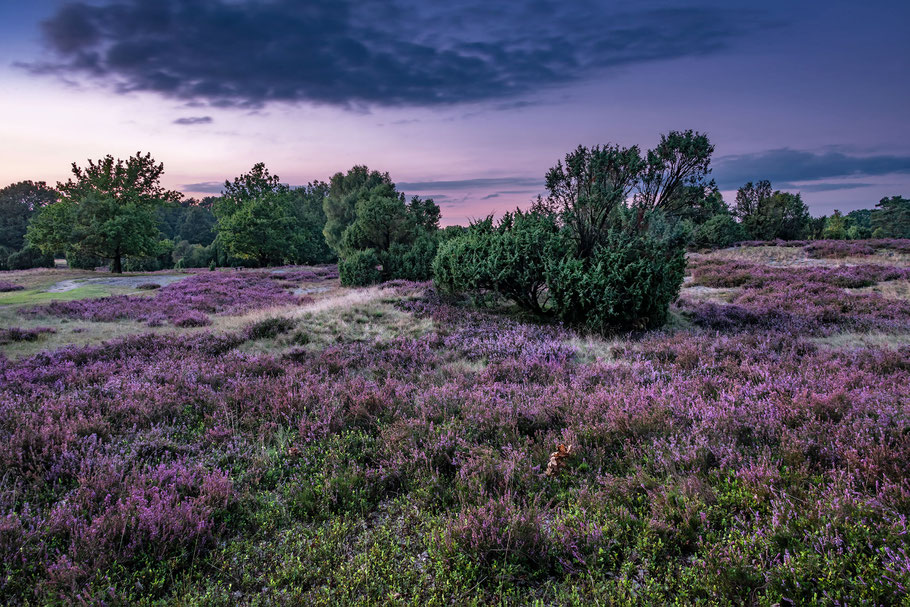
[1,245,909,605]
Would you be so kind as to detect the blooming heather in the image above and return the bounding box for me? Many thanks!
[0,262,908,603]
[21,270,322,326]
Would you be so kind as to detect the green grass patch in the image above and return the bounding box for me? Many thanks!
[0,285,113,305]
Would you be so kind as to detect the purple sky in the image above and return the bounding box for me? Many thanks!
[1,0,908,225]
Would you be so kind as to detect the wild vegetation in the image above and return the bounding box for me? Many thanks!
[0,240,908,604]
[2,138,910,604]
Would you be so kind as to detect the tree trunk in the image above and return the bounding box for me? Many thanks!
[112,247,122,273]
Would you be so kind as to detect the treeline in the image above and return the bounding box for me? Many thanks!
[2,154,449,278]
[2,143,908,330]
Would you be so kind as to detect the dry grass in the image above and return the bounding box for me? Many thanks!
[701,246,910,268]
[853,279,910,301]
[680,285,740,304]
[811,331,910,350]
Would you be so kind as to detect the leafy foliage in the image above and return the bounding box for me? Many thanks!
[334,177,441,286]
[6,245,55,270]
[872,195,910,238]
[436,133,702,331]
[690,212,746,249]
[547,228,686,330]
[734,180,811,240]
[214,164,334,266]
[434,211,562,313]
[338,248,382,286]
[26,152,180,273]
[0,181,58,253]
[323,166,395,256]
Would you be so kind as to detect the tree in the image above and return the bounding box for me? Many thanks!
[0,181,58,252]
[323,166,395,255]
[27,152,180,272]
[336,181,441,286]
[844,209,872,240]
[822,210,848,240]
[290,182,336,264]
[734,181,810,240]
[214,164,333,265]
[691,213,746,249]
[435,133,697,332]
[177,204,217,245]
[214,164,294,266]
[341,184,413,253]
[636,130,714,215]
[733,180,773,223]
[871,195,910,238]
[543,144,643,258]
[407,195,441,232]
[216,193,298,266]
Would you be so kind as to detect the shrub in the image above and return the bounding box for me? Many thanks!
[0,326,55,344]
[6,246,54,270]
[382,232,438,282]
[691,214,746,250]
[339,248,382,286]
[171,310,212,327]
[122,239,175,272]
[136,282,161,290]
[547,230,686,331]
[0,281,24,292]
[435,212,685,331]
[244,316,296,340]
[65,249,104,270]
[434,212,562,313]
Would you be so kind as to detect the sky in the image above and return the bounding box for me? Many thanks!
[1,0,908,225]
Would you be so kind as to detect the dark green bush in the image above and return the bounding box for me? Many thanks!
[0,245,13,271]
[339,248,382,286]
[66,249,105,270]
[382,232,438,282]
[434,211,686,332]
[123,240,175,272]
[547,230,686,331]
[434,211,561,313]
[7,246,54,270]
[691,214,746,250]
[245,317,297,340]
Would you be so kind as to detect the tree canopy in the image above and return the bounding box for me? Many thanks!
[323,166,395,255]
[734,180,811,240]
[213,163,335,266]
[0,180,58,253]
[27,152,180,272]
[871,195,910,238]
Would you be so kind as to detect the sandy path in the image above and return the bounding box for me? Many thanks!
[45,275,189,293]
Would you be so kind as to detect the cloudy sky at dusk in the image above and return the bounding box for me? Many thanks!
[1,0,908,224]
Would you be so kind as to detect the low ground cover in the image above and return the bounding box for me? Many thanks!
[0,250,908,605]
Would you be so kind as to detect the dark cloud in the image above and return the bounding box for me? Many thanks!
[398,177,541,191]
[25,0,768,109]
[781,182,870,193]
[714,148,910,190]
[173,116,213,125]
[181,181,224,193]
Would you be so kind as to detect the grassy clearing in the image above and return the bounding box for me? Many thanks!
[0,267,99,291]
[707,245,910,267]
[854,278,910,300]
[0,284,114,305]
[811,330,910,350]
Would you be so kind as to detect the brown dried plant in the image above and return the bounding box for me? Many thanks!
[545,444,574,477]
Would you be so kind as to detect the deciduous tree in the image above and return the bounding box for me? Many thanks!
[27,152,179,272]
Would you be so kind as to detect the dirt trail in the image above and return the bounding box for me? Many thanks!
[45,275,188,293]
